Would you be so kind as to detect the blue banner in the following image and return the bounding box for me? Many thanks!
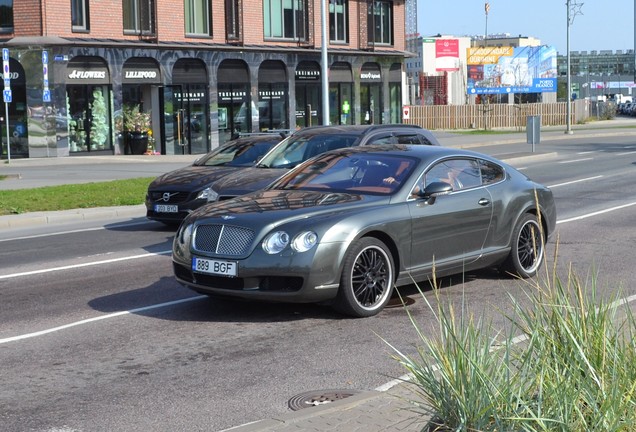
[467,46,557,94]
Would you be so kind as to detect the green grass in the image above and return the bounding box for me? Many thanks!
[0,177,154,215]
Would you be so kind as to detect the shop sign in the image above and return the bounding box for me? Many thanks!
[258,90,285,100]
[219,90,247,102]
[295,69,320,81]
[360,72,381,81]
[68,70,107,79]
[0,71,19,81]
[123,69,161,84]
[175,91,206,102]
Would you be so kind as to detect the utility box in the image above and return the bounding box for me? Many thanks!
[526,115,541,146]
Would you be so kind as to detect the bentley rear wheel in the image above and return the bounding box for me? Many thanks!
[502,213,545,278]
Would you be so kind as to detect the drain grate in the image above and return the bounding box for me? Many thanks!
[288,389,362,411]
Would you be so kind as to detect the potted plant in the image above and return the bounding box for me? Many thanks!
[123,104,152,155]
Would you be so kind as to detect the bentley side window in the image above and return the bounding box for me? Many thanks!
[480,160,505,185]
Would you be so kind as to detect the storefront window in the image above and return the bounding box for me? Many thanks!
[360,63,382,124]
[329,63,353,125]
[67,85,112,153]
[218,60,251,145]
[258,61,288,131]
[295,62,321,128]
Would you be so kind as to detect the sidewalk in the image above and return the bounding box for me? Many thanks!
[2,118,636,431]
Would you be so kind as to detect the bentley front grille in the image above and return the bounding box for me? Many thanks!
[193,224,255,256]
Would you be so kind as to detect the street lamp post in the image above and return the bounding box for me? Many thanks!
[320,0,329,125]
[565,0,573,134]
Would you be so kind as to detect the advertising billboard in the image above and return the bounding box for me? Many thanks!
[467,46,557,94]
[435,39,460,71]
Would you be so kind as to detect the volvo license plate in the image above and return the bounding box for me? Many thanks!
[192,257,238,277]
[154,204,178,213]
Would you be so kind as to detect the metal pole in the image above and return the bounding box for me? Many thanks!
[4,102,10,163]
[565,0,573,134]
[320,0,330,125]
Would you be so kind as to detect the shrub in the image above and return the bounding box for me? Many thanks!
[387,264,636,431]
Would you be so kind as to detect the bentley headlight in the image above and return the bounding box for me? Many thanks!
[291,231,318,252]
[262,231,290,254]
[197,187,219,202]
[173,223,193,261]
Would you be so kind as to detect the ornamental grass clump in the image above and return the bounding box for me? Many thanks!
[388,257,636,432]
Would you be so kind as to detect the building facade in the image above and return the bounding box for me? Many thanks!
[557,50,636,102]
[0,0,407,158]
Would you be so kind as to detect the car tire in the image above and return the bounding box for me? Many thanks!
[502,213,545,278]
[333,237,395,318]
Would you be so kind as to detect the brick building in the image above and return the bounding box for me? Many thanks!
[1,0,406,158]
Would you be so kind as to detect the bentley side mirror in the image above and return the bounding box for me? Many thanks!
[419,181,453,204]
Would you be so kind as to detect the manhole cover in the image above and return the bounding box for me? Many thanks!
[288,389,362,411]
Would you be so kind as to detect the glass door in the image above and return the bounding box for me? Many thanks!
[162,85,185,155]
[162,84,209,155]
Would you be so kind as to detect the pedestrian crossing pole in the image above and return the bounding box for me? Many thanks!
[3,47,11,163]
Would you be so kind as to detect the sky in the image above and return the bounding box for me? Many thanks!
[418,0,634,54]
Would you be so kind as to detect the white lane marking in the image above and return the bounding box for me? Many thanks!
[0,250,171,280]
[617,151,636,156]
[558,157,594,164]
[577,151,596,155]
[377,293,636,392]
[557,201,636,224]
[547,175,603,188]
[0,220,154,243]
[0,296,206,345]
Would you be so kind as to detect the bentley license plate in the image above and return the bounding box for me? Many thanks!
[192,257,238,277]
[154,204,178,213]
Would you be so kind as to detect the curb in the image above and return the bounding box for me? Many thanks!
[0,205,146,230]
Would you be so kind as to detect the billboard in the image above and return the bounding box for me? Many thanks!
[467,46,557,94]
[435,39,460,71]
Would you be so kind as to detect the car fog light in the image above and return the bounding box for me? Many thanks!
[262,231,290,254]
[292,231,318,252]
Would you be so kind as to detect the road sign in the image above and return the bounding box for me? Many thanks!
[42,50,48,64]
[3,89,12,103]
[2,48,9,91]
[43,89,51,102]
[402,106,410,120]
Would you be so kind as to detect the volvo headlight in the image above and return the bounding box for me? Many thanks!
[291,231,318,252]
[173,223,194,261]
[262,231,290,254]
[196,187,219,202]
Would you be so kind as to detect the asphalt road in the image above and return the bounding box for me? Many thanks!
[1,134,636,431]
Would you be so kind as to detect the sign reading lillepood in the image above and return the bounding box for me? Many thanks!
[467,46,557,94]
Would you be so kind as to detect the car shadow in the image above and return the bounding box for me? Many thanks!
[87,276,344,323]
[87,267,515,323]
